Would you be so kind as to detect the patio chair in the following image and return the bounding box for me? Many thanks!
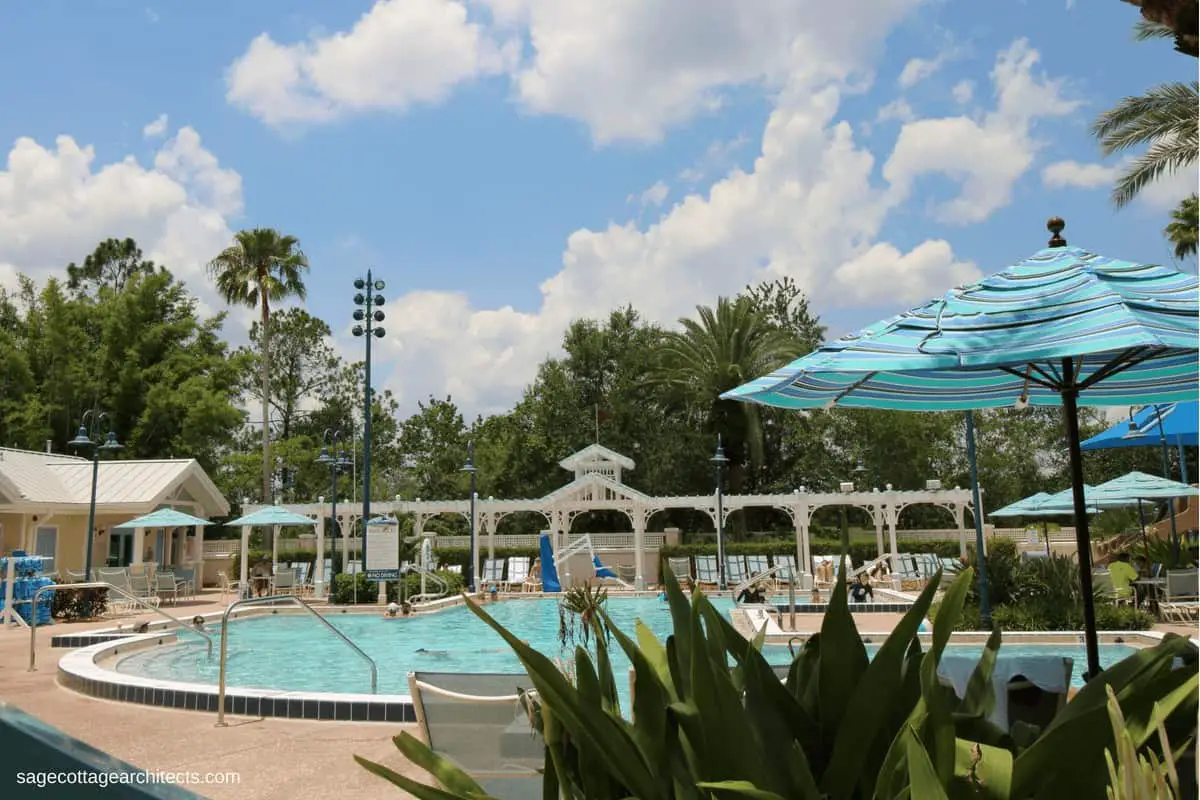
[65,570,87,584]
[1092,571,1115,601]
[746,555,770,579]
[408,672,543,800]
[503,557,530,591]
[725,556,748,587]
[666,557,693,584]
[615,565,637,586]
[217,571,243,602]
[96,568,134,614]
[127,574,160,608]
[271,568,297,597]
[772,554,797,585]
[1161,569,1200,622]
[481,559,506,590]
[694,556,719,587]
[155,571,179,606]
[173,567,196,600]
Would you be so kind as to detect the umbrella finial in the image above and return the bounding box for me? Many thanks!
[1047,217,1067,247]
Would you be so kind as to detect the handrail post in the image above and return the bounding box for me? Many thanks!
[216,595,378,727]
[788,568,796,631]
[30,581,214,671]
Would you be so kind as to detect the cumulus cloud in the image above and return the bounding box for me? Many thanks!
[0,126,244,320]
[884,39,1081,224]
[1042,158,1197,211]
[898,56,942,89]
[226,0,514,125]
[1041,160,1119,189]
[951,80,974,104]
[633,181,670,208]
[876,99,915,123]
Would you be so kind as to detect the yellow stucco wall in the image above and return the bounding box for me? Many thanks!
[0,513,24,553]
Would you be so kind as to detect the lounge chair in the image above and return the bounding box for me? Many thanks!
[96,568,134,614]
[504,557,530,591]
[694,556,719,587]
[1161,569,1200,621]
[217,571,243,602]
[811,556,835,586]
[774,555,797,584]
[521,560,542,592]
[127,573,160,608]
[725,556,748,587]
[666,557,693,584]
[746,555,770,579]
[481,559,505,590]
[408,672,543,800]
[271,568,297,597]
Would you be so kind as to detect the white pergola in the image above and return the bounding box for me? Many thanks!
[247,444,980,595]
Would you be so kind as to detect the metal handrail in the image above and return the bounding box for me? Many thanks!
[29,581,214,670]
[733,563,792,598]
[402,563,448,601]
[216,595,377,726]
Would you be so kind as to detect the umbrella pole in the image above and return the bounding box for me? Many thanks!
[1043,521,1050,557]
[1136,500,1152,566]
[1154,407,1181,561]
[964,411,992,627]
[1061,364,1101,679]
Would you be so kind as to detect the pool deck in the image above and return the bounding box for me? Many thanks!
[0,589,1195,799]
[0,590,429,799]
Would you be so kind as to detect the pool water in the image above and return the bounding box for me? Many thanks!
[116,598,1137,709]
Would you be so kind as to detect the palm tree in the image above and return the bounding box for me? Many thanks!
[1125,1,1198,58]
[1165,194,1199,259]
[1090,80,1198,207]
[652,296,802,491]
[208,229,309,502]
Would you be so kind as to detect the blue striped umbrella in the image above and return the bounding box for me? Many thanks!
[720,221,1199,677]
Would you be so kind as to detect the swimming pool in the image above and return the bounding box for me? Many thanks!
[115,598,1138,709]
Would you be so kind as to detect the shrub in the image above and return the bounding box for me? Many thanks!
[51,587,108,621]
[329,570,466,605]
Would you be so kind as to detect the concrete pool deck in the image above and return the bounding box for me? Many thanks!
[0,588,1195,799]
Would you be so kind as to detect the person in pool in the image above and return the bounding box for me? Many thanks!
[849,574,874,603]
[383,602,401,619]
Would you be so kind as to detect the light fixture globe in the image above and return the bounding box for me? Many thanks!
[372,310,385,322]
[67,425,92,449]
[354,279,365,290]
[353,292,366,305]
[352,325,364,337]
[374,280,385,290]
[353,309,365,321]
[373,328,385,338]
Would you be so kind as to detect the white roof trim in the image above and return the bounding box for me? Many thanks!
[557,444,636,471]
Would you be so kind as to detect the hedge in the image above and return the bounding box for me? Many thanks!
[330,570,467,605]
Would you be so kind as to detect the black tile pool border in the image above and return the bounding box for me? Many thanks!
[57,666,416,722]
[772,602,914,614]
[52,633,136,648]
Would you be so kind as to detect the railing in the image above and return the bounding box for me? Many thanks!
[401,564,448,602]
[733,564,794,598]
[29,582,214,671]
[216,595,377,726]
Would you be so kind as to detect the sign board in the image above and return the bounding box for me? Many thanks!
[365,516,400,581]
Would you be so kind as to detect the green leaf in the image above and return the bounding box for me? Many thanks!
[903,726,950,800]
[949,740,1012,800]
[815,553,868,747]
[958,626,1002,721]
[694,780,789,800]
[354,755,482,800]
[460,596,660,799]
[387,731,492,797]
[741,649,822,796]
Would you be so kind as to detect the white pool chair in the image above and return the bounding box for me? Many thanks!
[694,556,719,587]
[503,557,530,591]
[773,555,797,584]
[725,557,748,586]
[271,568,297,597]
[746,555,770,579]
[481,559,505,590]
[408,672,543,800]
[96,569,134,614]
[666,557,693,584]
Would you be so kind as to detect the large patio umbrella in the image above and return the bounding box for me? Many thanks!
[1089,471,1199,558]
[225,506,317,592]
[721,220,1199,677]
[113,508,213,529]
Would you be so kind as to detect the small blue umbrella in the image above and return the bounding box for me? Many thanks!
[1081,402,1198,451]
[113,508,213,529]
[989,492,1056,519]
[721,220,1199,677]
[1091,471,1198,503]
[226,506,316,527]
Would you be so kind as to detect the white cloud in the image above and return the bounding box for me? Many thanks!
[884,39,1080,224]
[678,135,750,184]
[142,113,169,139]
[876,99,915,123]
[0,126,243,320]
[898,57,942,89]
[636,181,669,207]
[375,74,978,414]
[1042,158,1197,211]
[226,0,513,125]
[951,80,974,104]
[1041,160,1118,189]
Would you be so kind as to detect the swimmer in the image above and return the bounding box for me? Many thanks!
[415,648,450,657]
[383,602,401,619]
[192,615,206,631]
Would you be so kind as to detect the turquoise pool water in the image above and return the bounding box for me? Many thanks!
[116,598,1138,706]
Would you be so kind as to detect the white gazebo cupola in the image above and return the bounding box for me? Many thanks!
[558,444,636,484]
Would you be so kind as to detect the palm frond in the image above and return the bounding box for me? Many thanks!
[1112,133,1200,207]
[1164,194,1199,259]
[1090,81,1198,155]
[1133,19,1175,42]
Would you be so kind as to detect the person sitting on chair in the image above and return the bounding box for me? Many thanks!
[849,574,874,604]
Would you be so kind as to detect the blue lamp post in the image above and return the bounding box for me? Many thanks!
[68,411,123,580]
[460,441,477,592]
[711,436,728,591]
[316,429,352,599]
[352,272,385,576]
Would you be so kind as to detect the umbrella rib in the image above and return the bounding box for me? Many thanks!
[1077,347,1159,391]
[997,364,1060,391]
[825,371,879,405]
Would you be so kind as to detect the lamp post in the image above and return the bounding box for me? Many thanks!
[316,430,352,599]
[68,411,123,580]
[711,436,729,591]
[352,272,385,578]
[461,441,477,592]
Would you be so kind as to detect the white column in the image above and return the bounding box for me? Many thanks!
[472,496,481,592]
[314,514,326,598]
[887,514,900,589]
[194,524,205,582]
[633,510,645,590]
[271,524,280,570]
[239,525,251,589]
[487,511,496,560]
[132,527,146,566]
[342,511,351,573]
[957,505,968,559]
[875,515,885,561]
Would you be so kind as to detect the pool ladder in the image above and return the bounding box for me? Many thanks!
[216,595,378,727]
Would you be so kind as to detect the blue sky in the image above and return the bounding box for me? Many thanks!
[0,0,1194,417]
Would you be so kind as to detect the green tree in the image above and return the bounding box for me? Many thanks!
[1090,80,1198,208]
[66,238,157,295]
[207,228,309,503]
[1164,193,1198,259]
[244,307,341,440]
[1125,2,1199,57]
[653,296,803,492]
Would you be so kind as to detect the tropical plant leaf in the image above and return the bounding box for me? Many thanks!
[815,554,868,747]
[694,780,789,800]
[959,626,1002,721]
[904,725,951,800]
[949,739,1012,800]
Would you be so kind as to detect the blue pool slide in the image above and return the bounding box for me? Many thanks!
[538,533,561,592]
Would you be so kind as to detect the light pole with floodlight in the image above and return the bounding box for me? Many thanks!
[711,436,729,590]
[461,441,477,592]
[352,272,385,578]
[315,429,352,598]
